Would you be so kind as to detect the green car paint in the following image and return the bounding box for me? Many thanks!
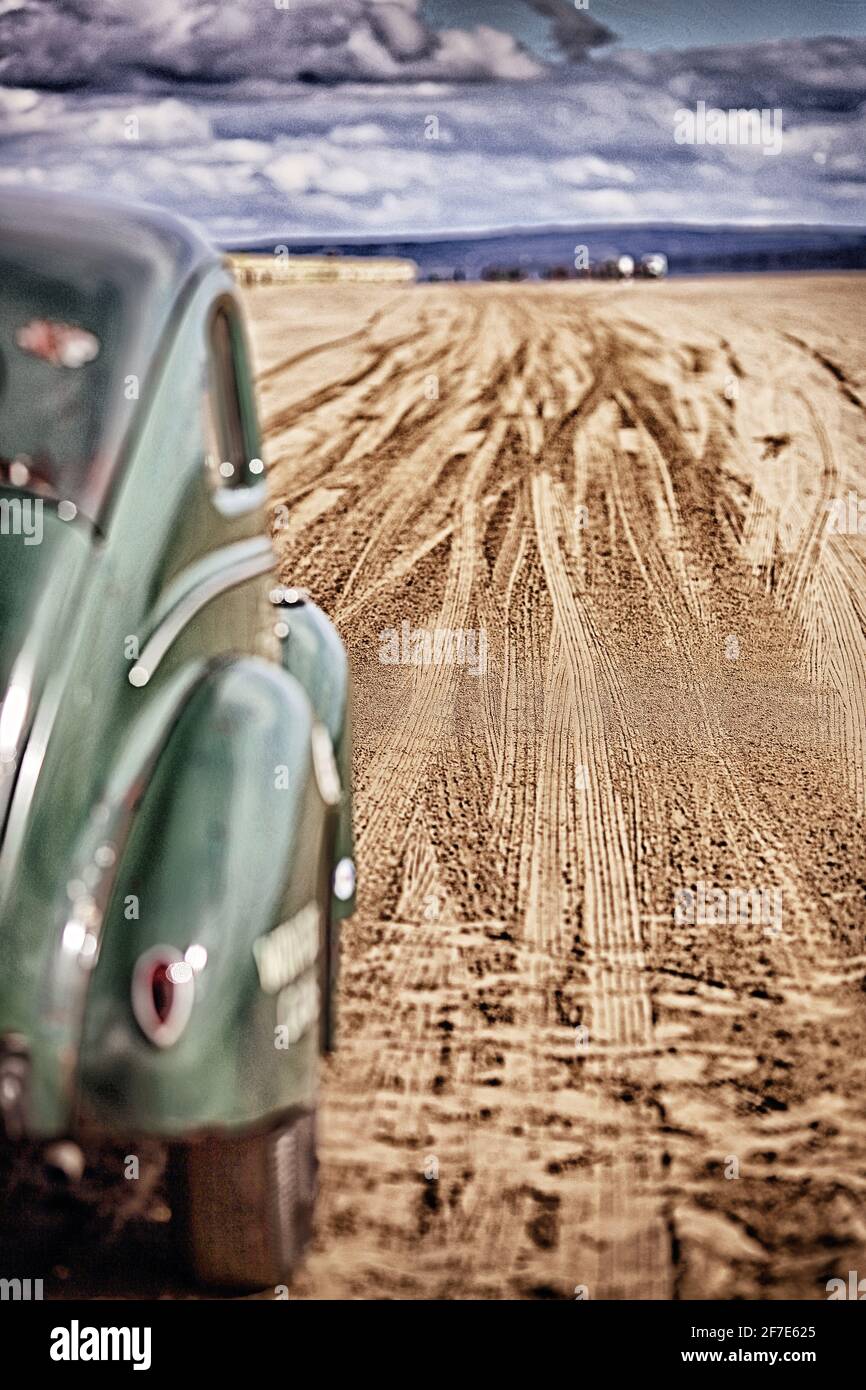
[0,191,354,1145]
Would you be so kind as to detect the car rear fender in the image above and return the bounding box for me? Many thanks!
[73,656,335,1138]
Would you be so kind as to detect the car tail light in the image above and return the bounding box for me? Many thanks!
[132,946,195,1048]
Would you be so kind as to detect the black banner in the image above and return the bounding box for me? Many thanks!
[2,1297,861,1375]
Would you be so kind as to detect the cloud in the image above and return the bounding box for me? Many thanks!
[0,25,864,238]
[330,121,389,144]
[89,97,212,145]
[0,83,57,134]
[266,150,326,194]
[0,0,549,90]
[568,188,639,218]
[424,25,541,81]
[552,156,636,186]
[142,153,260,197]
[603,36,866,115]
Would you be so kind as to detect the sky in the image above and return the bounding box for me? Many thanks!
[428,0,866,55]
[0,1,864,240]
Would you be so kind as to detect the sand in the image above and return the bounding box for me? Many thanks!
[246,274,866,1300]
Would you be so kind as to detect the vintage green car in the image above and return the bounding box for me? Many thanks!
[0,191,355,1289]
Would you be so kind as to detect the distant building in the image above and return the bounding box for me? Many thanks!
[228,253,417,285]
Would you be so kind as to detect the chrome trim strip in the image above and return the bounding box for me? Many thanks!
[210,479,269,520]
[0,653,36,844]
[129,535,275,687]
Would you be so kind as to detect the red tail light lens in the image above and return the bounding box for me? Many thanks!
[132,946,195,1048]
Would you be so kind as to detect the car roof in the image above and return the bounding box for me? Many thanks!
[0,188,220,333]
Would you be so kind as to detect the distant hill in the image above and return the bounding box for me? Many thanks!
[225,223,866,280]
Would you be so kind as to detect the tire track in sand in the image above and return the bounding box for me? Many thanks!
[243,276,866,1302]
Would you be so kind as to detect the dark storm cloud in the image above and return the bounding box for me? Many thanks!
[0,0,550,89]
[527,0,616,59]
[601,36,866,115]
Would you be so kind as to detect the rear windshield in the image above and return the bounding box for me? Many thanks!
[0,246,126,520]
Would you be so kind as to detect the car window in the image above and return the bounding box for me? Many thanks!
[204,304,261,495]
[0,250,123,517]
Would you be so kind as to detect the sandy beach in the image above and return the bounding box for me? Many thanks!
[248,273,866,1299]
